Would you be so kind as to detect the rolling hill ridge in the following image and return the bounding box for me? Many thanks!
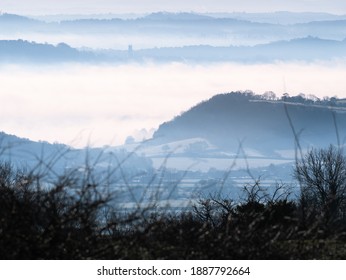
[152,92,346,158]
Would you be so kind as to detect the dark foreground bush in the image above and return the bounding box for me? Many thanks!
[1,161,346,260]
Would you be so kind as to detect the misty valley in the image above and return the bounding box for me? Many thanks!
[2,10,346,259]
[1,91,345,208]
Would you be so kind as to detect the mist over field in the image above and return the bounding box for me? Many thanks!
[1,61,346,147]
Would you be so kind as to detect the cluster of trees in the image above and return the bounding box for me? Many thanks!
[245,90,343,107]
[1,144,346,259]
[207,90,343,107]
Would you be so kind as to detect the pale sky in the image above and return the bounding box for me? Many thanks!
[1,0,346,15]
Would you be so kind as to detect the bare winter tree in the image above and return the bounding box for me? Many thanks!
[294,145,346,223]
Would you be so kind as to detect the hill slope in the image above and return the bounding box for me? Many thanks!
[152,92,346,157]
[0,131,152,176]
[0,40,99,63]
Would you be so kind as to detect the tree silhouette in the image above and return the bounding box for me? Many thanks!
[295,145,346,224]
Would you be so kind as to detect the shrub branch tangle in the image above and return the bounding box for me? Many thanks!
[1,156,346,259]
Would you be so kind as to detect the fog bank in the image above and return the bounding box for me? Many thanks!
[1,61,345,147]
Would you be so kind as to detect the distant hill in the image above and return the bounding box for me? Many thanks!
[0,131,152,176]
[132,37,346,62]
[0,131,73,171]
[2,12,346,48]
[206,12,346,25]
[152,92,346,158]
[0,13,38,23]
[143,12,214,21]
[0,36,345,67]
[0,13,45,32]
[1,11,346,63]
[1,37,345,63]
[0,40,99,63]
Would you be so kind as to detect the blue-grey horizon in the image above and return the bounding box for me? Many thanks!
[1,0,346,15]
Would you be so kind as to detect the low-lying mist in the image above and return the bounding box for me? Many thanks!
[1,60,346,147]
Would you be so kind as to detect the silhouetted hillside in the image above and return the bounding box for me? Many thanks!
[153,92,346,157]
